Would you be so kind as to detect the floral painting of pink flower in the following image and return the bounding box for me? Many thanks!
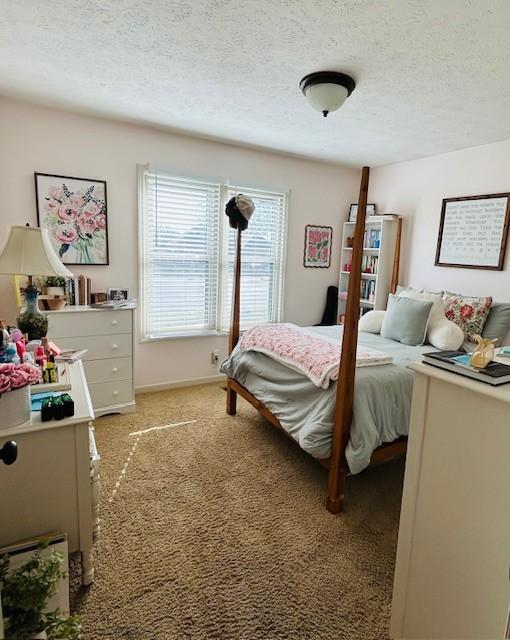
[304,225,332,268]
[35,173,109,265]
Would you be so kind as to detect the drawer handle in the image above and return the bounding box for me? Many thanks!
[113,390,119,396]
[111,320,118,325]
[112,367,119,373]
[0,441,17,466]
[112,344,118,350]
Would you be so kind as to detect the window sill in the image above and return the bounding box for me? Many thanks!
[139,330,229,343]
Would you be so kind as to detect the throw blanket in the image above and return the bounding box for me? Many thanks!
[238,323,392,389]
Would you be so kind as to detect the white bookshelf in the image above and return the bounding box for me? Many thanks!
[338,215,400,321]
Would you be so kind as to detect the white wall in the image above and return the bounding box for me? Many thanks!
[370,139,510,301]
[0,97,360,389]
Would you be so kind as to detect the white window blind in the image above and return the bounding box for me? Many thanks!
[141,172,221,338]
[140,169,287,340]
[221,187,287,331]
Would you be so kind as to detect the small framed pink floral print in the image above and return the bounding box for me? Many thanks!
[35,172,109,265]
[303,225,332,268]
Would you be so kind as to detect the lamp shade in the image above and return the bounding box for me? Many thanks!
[304,83,349,115]
[0,225,73,277]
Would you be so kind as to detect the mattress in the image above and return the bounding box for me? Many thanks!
[220,325,435,474]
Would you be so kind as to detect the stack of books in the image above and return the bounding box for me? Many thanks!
[363,228,381,249]
[361,254,378,274]
[55,349,88,363]
[65,275,92,305]
[90,298,136,310]
[360,279,376,302]
[423,351,510,386]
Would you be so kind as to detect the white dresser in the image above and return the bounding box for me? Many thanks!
[0,361,98,585]
[47,306,135,417]
[391,362,510,639]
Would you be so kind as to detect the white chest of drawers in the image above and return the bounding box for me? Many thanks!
[391,362,510,639]
[47,306,135,416]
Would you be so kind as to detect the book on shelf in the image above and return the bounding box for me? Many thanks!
[423,351,510,386]
[361,254,378,274]
[363,228,381,249]
[55,349,88,363]
[360,279,376,302]
[339,281,376,304]
[343,255,378,274]
[64,277,78,306]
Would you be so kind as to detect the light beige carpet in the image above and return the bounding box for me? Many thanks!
[71,383,404,639]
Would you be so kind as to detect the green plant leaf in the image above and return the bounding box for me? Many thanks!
[0,546,80,639]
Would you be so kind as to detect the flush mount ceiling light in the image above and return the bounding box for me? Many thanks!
[300,71,356,118]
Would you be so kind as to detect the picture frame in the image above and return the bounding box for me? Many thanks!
[35,172,109,265]
[303,225,332,268]
[435,193,510,270]
[348,203,376,222]
[107,288,129,301]
[91,292,108,305]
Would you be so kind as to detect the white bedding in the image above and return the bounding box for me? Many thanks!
[238,323,392,389]
[221,326,435,473]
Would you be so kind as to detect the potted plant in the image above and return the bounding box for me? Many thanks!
[45,277,66,298]
[0,547,81,639]
[0,363,40,430]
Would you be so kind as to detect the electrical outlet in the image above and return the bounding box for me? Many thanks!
[211,350,220,364]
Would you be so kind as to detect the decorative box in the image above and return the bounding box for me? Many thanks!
[0,385,31,430]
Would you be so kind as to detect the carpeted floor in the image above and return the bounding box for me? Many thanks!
[70,383,404,639]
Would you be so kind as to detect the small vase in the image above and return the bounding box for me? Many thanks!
[470,336,496,369]
[17,283,48,340]
[0,385,31,430]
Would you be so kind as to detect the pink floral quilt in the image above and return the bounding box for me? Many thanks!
[238,323,392,389]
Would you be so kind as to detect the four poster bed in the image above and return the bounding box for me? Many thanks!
[222,167,412,513]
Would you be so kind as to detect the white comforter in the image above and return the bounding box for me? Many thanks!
[221,326,434,474]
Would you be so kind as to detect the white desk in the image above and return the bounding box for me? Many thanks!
[0,361,98,585]
[391,361,510,639]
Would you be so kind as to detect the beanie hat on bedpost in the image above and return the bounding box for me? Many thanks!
[225,194,255,230]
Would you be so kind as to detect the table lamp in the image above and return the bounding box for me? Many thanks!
[0,225,73,339]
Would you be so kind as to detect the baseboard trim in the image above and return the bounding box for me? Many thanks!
[135,374,227,394]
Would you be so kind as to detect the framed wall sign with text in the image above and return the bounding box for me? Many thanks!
[435,193,510,270]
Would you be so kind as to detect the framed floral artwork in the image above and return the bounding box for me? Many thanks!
[303,225,332,268]
[35,172,109,265]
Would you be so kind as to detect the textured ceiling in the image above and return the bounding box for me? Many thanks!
[1,0,510,166]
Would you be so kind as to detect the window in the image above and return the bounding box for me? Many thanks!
[140,169,287,339]
[220,187,287,331]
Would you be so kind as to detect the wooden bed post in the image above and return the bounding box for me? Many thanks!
[226,226,242,415]
[390,216,403,294]
[326,166,370,514]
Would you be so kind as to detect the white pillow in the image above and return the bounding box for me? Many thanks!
[396,285,423,295]
[398,289,445,340]
[359,310,386,334]
[427,318,464,350]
